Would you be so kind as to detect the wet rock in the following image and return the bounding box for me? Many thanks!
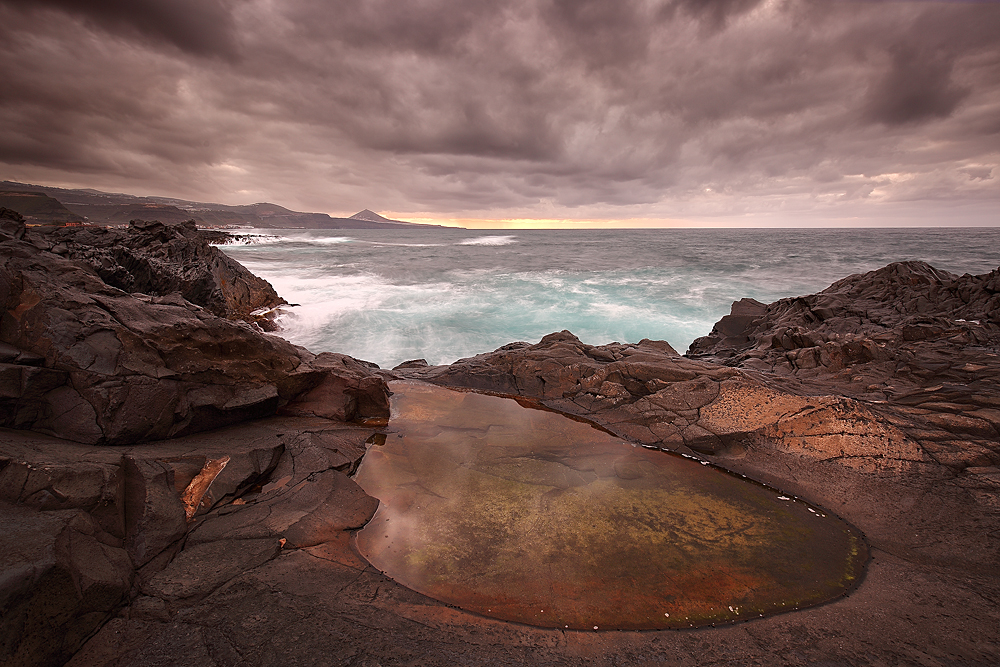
[405,331,701,403]
[186,423,379,548]
[0,223,389,443]
[0,414,382,667]
[0,458,124,544]
[122,457,189,568]
[401,331,756,456]
[185,467,378,547]
[0,503,132,667]
[0,207,26,240]
[280,352,390,422]
[141,538,283,603]
[6,252,1000,666]
[44,219,286,328]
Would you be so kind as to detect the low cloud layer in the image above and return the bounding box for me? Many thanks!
[1,0,998,225]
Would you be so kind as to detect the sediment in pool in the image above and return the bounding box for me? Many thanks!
[353,381,868,630]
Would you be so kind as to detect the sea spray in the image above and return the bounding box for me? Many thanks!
[219,227,1000,369]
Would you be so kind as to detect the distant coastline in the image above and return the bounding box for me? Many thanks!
[0,180,456,230]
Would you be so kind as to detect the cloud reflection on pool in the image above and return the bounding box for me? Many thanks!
[353,381,867,630]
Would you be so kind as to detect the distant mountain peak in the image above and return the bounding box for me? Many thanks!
[350,209,390,223]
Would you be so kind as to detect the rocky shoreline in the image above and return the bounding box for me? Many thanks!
[2,214,999,666]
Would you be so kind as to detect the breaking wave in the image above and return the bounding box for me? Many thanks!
[459,235,517,246]
[220,227,1000,370]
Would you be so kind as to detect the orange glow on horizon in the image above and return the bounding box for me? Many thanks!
[379,215,719,229]
[360,212,999,230]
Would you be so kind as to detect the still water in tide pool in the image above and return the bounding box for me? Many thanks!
[353,381,868,630]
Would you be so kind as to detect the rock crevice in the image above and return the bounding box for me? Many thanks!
[1,218,389,445]
[2,217,999,666]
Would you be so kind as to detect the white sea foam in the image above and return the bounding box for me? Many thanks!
[218,227,1000,369]
[212,233,285,246]
[219,234,353,247]
[365,241,446,248]
[459,235,517,246]
[306,236,354,245]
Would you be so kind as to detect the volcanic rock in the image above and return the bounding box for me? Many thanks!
[1,502,132,667]
[0,207,26,240]
[0,415,380,667]
[688,260,1000,389]
[386,264,1000,663]
[43,219,285,328]
[4,242,1000,666]
[683,260,1000,472]
[1,216,395,665]
[0,222,389,444]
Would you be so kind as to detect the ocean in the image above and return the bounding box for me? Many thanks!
[219,227,1000,370]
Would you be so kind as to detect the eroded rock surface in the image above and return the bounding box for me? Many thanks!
[1,217,393,665]
[0,417,380,667]
[0,219,389,444]
[43,219,284,328]
[3,241,999,666]
[689,260,1000,397]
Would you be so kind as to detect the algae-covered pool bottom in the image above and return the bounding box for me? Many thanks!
[353,381,867,630]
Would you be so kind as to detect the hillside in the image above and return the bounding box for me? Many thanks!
[0,181,449,229]
[0,191,85,224]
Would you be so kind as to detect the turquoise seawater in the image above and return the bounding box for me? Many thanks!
[219,228,1000,369]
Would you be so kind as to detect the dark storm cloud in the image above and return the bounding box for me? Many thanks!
[0,5,241,186]
[0,0,998,222]
[214,0,568,163]
[859,2,1000,126]
[2,0,240,56]
[540,0,660,69]
[865,43,970,125]
[286,0,506,56]
[663,0,766,31]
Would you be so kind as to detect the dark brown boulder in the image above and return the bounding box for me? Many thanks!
[44,219,285,329]
[682,263,1000,435]
[399,330,740,453]
[688,260,1000,372]
[0,207,26,240]
[0,223,389,444]
[0,503,133,667]
[279,353,391,423]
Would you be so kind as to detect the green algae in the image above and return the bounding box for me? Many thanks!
[354,381,868,630]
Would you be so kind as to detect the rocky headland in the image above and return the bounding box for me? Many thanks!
[0,181,451,229]
[2,212,998,666]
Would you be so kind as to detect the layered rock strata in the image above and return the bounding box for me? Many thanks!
[42,218,285,329]
[1,217,389,444]
[1,417,378,667]
[398,263,1000,570]
[2,217,999,667]
[1,217,390,666]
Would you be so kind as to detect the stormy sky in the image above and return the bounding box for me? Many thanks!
[1,0,998,227]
